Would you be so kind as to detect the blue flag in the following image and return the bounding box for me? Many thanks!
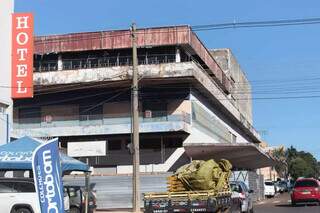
[32,138,64,213]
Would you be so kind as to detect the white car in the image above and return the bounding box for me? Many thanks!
[230,181,254,213]
[264,181,276,198]
[0,178,69,213]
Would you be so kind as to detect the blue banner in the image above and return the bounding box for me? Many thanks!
[32,138,64,213]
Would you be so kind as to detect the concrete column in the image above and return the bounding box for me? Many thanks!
[58,54,63,70]
[175,48,181,63]
[161,136,164,163]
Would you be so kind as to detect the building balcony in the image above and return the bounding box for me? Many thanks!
[34,54,177,72]
[12,111,191,138]
[30,61,259,143]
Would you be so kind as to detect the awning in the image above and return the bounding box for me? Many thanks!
[184,142,277,170]
[0,136,89,172]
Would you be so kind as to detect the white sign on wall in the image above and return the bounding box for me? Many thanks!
[67,141,106,157]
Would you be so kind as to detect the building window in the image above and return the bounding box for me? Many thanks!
[19,107,41,123]
[142,101,167,117]
[0,106,6,114]
[230,132,237,143]
[107,140,122,151]
[140,138,161,150]
[79,104,103,120]
[163,137,183,148]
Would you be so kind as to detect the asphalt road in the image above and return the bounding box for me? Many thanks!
[65,175,320,212]
[254,193,320,213]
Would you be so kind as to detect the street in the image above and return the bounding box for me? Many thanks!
[67,175,320,212]
[255,193,320,213]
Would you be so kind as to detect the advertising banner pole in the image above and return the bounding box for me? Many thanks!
[32,138,65,213]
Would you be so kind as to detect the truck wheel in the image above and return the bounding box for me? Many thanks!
[70,207,80,213]
[15,208,32,213]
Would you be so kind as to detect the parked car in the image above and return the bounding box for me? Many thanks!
[0,177,70,213]
[65,185,97,213]
[230,181,254,213]
[264,181,276,198]
[279,181,288,192]
[0,178,40,213]
[291,178,320,206]
[288,179,295,192]
[274,182,281,193]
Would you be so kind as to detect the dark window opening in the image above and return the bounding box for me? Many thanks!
[295,180,318,188]
[19,107,41,124]
[108,140,122,151]
[140,138,161,150]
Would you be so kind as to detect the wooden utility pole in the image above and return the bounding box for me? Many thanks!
[131,22,141,213]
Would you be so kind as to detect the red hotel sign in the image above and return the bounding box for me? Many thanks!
[12,13,34,99]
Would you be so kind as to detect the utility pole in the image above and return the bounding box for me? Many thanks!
[131,22,141,213]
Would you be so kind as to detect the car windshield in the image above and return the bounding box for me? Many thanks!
[265,182,274,186]
[230,183,242,193]
[294,180,318,188]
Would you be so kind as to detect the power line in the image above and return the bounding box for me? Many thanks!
[192,17,320,31]
[33,17,320,45]
[15,88,128,109]
[139,89,320,101]
[81,88,130,113]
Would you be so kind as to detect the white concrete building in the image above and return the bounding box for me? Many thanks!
[0,0,14,144]
[12,26,272,175]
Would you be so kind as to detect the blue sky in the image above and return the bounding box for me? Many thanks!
[15,0,320,159]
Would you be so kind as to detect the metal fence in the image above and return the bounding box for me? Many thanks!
[34,54,178,72]
[14,111,191,129]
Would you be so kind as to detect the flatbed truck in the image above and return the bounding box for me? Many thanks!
[144,190,241,213]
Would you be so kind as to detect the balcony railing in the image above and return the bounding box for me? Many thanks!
[13,111,191,129]
[34,54,179,72]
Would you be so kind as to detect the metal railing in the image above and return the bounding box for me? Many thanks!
[34,54,179,72]
[13,111,191,129]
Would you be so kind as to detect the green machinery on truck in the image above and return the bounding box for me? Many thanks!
[144,159,241,213]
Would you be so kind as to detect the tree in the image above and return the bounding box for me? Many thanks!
[285,147,320,180]
[289,157,313,179]
[271,147,287,178]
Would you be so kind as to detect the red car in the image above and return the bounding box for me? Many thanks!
[291,178,320,206]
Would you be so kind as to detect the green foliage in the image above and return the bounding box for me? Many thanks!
[271,147,287,178]
[286,146,320,180]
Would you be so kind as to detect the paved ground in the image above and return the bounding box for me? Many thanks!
[254,193,320,213]
[65,175,320,212]
[95,193,320,213]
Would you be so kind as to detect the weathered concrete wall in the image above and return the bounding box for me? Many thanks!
[184,94,250,145]
[33,62,195,86]
[0,0,13,143]
[104,102,131,117]
[167,100,191,115]
[13,120,190,138]
[210,49,253,124]
[33,62,240,122]
[31,61,259,142]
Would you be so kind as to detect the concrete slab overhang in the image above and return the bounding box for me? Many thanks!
[184,142,277,170]
[34,26,232,94]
